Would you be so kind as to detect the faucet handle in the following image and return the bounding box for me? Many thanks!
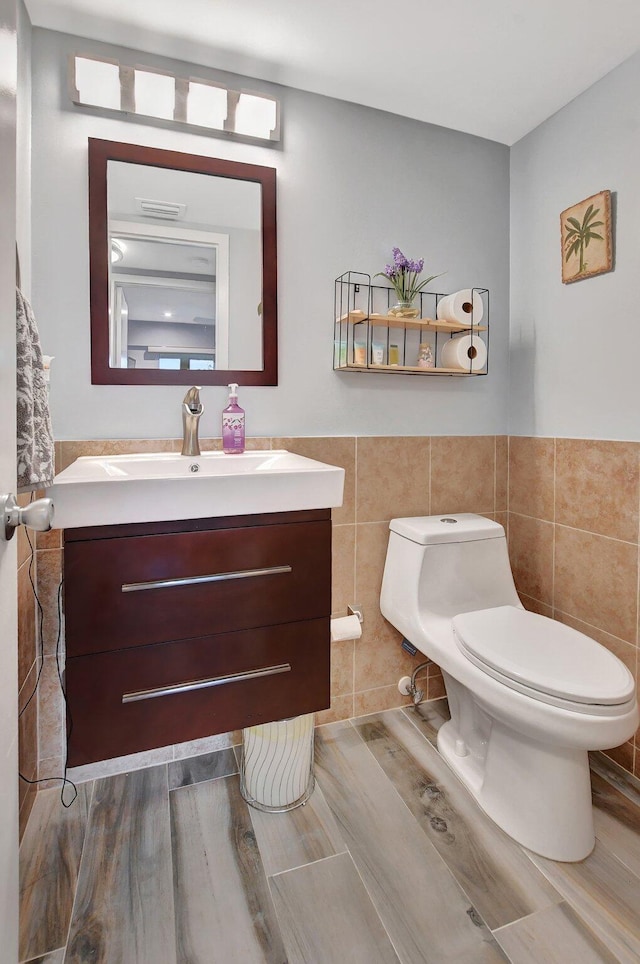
[183,386,204,414]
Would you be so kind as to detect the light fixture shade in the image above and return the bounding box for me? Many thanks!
[187,81,227,130]
[134,69,175,120]
[110,239,125,263]
[71,55,280,143]
[74,56,121,110]
[235,93,278,139]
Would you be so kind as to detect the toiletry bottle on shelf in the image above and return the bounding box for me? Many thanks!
[222,383,245,454]
[418,343,434,369]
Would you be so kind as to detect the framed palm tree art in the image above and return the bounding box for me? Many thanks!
[561,190,612,283]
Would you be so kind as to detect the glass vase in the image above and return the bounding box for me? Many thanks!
[388,298,419,318]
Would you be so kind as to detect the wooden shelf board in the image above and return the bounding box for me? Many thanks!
[335,363,483,376]
[336,311,486,333]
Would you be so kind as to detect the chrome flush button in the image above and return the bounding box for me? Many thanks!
[440,517,458,524]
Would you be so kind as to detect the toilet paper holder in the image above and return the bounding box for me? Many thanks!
[348,604,364,623]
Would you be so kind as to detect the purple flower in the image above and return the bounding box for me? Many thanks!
[392,246,409,268]
[374,247,444,302]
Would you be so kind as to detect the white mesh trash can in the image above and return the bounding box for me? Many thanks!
[240,713,315,812]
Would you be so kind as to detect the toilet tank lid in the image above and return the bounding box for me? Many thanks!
[389,513,504,545]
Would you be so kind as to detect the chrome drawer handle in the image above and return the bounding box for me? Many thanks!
[122,662,291,703]
[121,564,292,593]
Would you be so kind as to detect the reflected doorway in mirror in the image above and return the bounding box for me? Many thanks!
[89,139,278,385]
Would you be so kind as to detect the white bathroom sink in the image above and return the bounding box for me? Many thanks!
[47,450,345,528]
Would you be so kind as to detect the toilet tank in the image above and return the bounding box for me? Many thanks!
[381,514,521,631]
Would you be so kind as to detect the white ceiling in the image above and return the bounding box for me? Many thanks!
[26,0,640,144]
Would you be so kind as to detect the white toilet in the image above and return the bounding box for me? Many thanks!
[380,513,638,861]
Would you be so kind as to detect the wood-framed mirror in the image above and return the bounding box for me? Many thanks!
[88,138,277,385]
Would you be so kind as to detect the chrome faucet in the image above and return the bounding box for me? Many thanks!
[181,386,204,457]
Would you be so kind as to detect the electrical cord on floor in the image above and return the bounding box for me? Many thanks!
[18,506,78,807]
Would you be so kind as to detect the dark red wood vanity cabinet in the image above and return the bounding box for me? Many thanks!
[63,509,332,766]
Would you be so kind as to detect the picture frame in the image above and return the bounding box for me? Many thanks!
[560,189,612,284]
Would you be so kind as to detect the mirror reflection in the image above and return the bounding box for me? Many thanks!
[107,161,262,371]
[89,139,278,386]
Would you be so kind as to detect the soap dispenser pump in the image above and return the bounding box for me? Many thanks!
[222,383,245,454]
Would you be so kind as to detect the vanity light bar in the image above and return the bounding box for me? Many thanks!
[70,55,281,143]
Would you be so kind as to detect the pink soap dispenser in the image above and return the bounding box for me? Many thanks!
[222,383,245,454]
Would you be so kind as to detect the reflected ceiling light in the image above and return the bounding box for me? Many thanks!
[111,239,126,264]
[163,311,173,318]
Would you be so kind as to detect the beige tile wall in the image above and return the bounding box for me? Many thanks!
[36,436,640,792]
[35,435,507,780]
[29,434,640,791]
[508,436,640,779]
[17,494,38,838]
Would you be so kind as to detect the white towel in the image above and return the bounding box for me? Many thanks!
[16,287,55,491]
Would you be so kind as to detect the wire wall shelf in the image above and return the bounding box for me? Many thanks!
[334,271,489,376]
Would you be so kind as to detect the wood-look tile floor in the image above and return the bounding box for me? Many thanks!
[19,700,640,963]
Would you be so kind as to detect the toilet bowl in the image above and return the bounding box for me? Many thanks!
[380,513,639,862]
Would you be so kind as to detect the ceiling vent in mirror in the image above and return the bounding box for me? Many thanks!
[135,197,186,220]
[70,55,280,143]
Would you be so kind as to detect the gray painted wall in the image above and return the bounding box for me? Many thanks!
[16,0,31,296]
[510,52,640,441]
[31,29,510,441]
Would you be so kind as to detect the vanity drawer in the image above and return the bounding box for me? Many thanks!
[66,617,330,766]
[65,519,331,656]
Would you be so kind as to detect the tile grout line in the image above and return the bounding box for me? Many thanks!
[506,436,510,531]
[493,435,497,517]
[312,719,410,961]
[552,607,636,649]
[353,437,358,720]
[339,847,404,963]
[21,952,66,964]
[57,777,97,962]
[510,511,639,548]
[352,512,496,527]
[527,840,640,948]
[268,849,347,880]
[552,437,556,618]
[349,710,509,936]
[593,829,640,884]
[162,761,180,964]
[354,436,359,527]
[264,831,402,961]
[428,435,432,514]
[591,750,640,802]
[398,703,443,747]
[635,451,640,776]
[489,900,614,953]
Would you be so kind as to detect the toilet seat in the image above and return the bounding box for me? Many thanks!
[453,605,635,713]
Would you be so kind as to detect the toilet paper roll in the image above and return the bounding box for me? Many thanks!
[436,289,484,326]
[441,334,487,372]
[330,614,362,642]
